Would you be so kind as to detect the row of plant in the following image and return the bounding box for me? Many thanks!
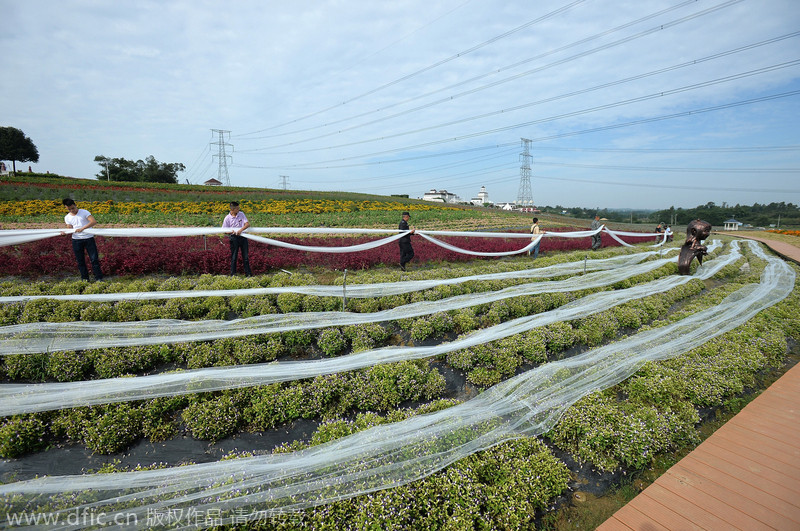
[446,275,707,389]
[210,250,797,529]
[0,173,425,203]
[0,249,683,385]
[227,246,800,531]
[0,250,717,458]
[263,426,572,530]
[0,198,462,217]
[767,229,800,237]
[5,399,573,531]
[549,287,796,474]
[0,357,447,457]
[0,243,638,297]
[3,240,795,529]
[0,229,623,277]
[0,209,528,232]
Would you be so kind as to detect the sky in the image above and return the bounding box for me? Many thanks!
[1,0,799,210]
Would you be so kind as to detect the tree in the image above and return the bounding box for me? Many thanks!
[94,155,185,183]
[0,126,39,175]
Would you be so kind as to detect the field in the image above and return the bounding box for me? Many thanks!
[1,175,799,530]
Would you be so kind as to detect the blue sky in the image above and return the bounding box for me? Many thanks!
[1,0,799,209]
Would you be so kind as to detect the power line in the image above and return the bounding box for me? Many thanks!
[535,161,800,173]
[232,142,517,170]
[531,174,800,194]
[321,0,474,79]
[237,0,705,143]
[248,59,800,156]
[234,0,590,137]
[234,89,800,170]
[529,145,800,154]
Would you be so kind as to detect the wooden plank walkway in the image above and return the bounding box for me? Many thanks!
[597,360,800,530]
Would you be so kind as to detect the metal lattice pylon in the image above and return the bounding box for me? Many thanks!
[211,129,233,186]
[516,138,534,208]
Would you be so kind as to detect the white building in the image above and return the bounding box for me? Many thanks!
[723,218,742,231]
[470,186,492,206]
[496,202,515,211]
[422,189,460,203]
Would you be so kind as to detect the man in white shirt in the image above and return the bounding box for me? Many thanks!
[222,201,252,276]
[62,198,104,281]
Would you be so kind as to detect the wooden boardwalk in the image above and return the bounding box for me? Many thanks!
[597,360,800,530]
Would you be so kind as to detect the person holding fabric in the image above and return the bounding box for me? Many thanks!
[529,217,545,259]
[61,198,104,281]
[222,201,252,276]
[590,214,603,251]
[655,222,665,244]
[398,211,415,271]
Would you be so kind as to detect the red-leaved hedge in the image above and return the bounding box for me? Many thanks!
[0,230,624,278]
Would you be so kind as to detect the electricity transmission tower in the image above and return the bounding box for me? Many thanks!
[279,175,289,190]
[516,138,534,209]
[211,129,233,186]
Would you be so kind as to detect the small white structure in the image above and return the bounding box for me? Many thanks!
[723,218,742,231]
[470,186,492,206]
[422,189,460,203]
[496,202,515,211]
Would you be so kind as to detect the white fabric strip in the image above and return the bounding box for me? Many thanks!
[241,232,408,253]
[0,250,672,304]
[1,226,651,256]
[0,256,679,356]
[417,233,540,256]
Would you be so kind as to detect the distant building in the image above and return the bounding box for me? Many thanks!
[422,189,460,203]
[470,186,492,206]
[496,202,515,211]
[204,178,222,186]
[723,218,742,231]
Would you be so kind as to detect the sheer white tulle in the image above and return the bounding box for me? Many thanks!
[0,242,727,416]
[0,241,793,530]
[0,248,697,357]
[0,225,665,252]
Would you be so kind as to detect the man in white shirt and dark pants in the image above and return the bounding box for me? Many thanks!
[222,201,252,276]
[62,198,104,281]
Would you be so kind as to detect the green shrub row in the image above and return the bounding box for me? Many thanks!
[548,259,800,473]
[446,277,706,389]
[0,360,445,457]
[1,254,681,384]
[253,437,570,530]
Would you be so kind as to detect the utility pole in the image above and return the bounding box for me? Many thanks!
[210,129,233,186]
[104,159,110,181]
[279,175,289,190]
[516,138,534,210]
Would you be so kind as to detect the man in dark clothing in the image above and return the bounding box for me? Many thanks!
[398,211,415,271]
[590,214,602,251]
